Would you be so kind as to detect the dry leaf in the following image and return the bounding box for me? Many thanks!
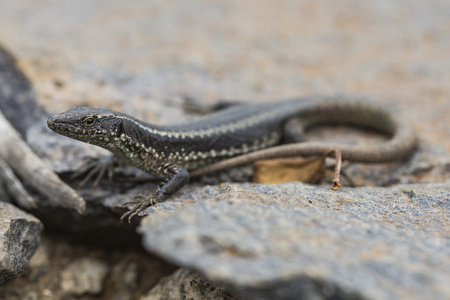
[252,149,343,190]
[253,156,327,184]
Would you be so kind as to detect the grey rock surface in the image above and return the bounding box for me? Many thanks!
[0,46,43,136]
[0,235,177,300]
[0,201,43,285]
[141,268,240,300]
[60,257,109,297]
[139,182,450,300]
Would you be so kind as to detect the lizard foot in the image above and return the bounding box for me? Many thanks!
[120,194,157,223]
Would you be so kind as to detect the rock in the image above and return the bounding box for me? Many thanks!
[0,236,177,299]
[141,268,240,300]
[0,201,43,285]
[0,46,44,137]
[27,241,50,283]
[60,257,109,297]
[139,182,450,300]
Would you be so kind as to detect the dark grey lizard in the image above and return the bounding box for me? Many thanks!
[47,96,416,222]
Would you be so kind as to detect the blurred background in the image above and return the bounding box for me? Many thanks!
[0,0,448,152]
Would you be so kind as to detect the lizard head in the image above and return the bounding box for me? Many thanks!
[47,106,124,147]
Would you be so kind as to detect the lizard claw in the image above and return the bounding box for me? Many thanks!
[120,194,157,223]
[120,207,142,223]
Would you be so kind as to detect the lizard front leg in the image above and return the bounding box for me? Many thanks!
[120,163,189,223]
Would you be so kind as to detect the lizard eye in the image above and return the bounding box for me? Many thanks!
[84,117,96,126]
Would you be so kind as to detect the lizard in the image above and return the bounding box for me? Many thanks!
[47,96,417,222]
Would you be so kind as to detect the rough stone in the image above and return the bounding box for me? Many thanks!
[26,241,50,283]
[139,182,450,300]
[60,257,109,297]
[0,236,177,300]
[141,268,241,300]
[0,201,43,285]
